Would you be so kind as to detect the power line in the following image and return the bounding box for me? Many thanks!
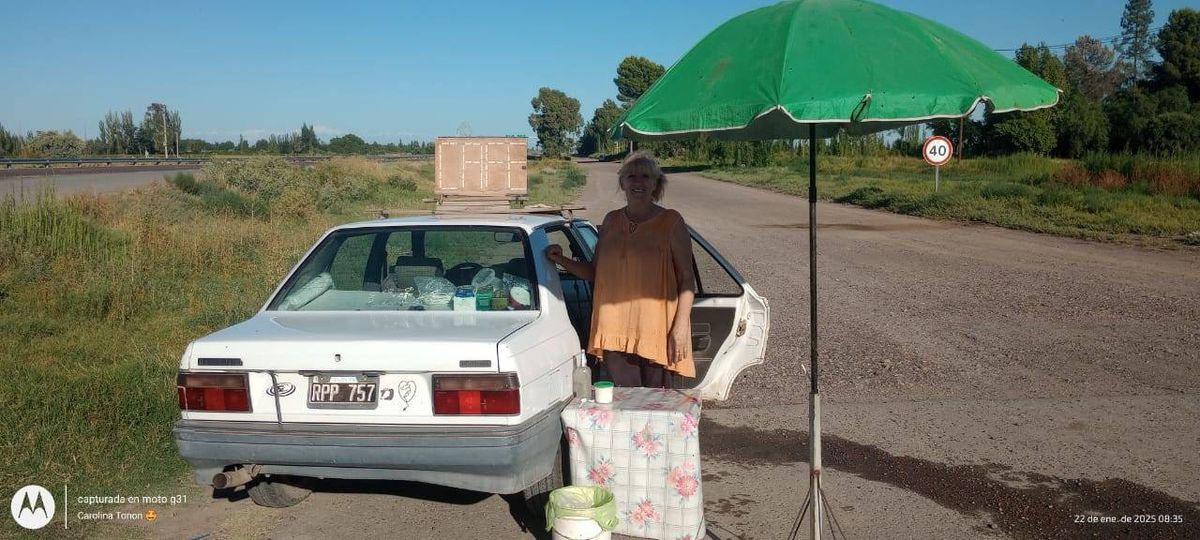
[993,26,1164,52]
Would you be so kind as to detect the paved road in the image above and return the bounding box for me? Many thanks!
[0,167,197,198]
[106,159,1200,540]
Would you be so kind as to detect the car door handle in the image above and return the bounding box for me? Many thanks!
[692,334,711,351]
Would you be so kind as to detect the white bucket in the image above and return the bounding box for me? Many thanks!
[551,516,611,540]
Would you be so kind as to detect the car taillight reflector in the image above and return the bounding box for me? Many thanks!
[177,372,251,412]
[433,373,520,415]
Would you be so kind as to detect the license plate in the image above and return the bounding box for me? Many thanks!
[307,375,379,408]
[309,382,377,403]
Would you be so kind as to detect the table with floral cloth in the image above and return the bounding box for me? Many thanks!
[561,387,704,540]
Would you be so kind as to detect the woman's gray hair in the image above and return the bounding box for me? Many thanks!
[617,150,667,201]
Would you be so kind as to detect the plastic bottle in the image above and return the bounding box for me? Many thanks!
[475,286,493,311]
[572,355,592,400]
[453,286,476,311]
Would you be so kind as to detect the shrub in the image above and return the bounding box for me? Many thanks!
[1134,162,1200,198]
[1036,184,1077,207]
[980,182,1036,199]
[1051,163,1092,187]
[170,172,266,217]
[388,174,418,191]
[170,172,204,195]
[562,167,587,189]
[969,153,1060,183]
[273,187,317,218]
[1095,170,1129,189]
[203,157,299,202]
[0,192,121,261]
[1083,189,1115,213]
[201,188,267,217]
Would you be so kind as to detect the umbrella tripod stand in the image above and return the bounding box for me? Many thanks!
[784,126,849,540]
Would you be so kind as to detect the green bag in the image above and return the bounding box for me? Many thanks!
[543,486,619,532]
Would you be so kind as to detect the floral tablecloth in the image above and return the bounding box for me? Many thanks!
[561,387,704,540]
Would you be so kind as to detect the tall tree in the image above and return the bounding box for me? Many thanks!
[298,123,320,153]
[0,123,21,156]
[98,110,140,154]
[1118,0,1156,82]
[527,87,583,158]
[26,131,84,157]
[614,56,666,106]
[1154,8,1200,99]
[989,44,1066,155]
[1064,35,1122,101]
[328,133,368,154]
[98,112,119,154]
[144,103,168,156]
[1104,87,1157,151]
[169,110,182,156]
[119,111,137,154]
[579,99,625,155]
[1056,93,1111,158]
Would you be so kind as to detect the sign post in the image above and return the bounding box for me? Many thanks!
[922,135,954,192]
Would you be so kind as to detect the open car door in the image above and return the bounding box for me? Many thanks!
[572,220,769,400]
[684,227,770,400]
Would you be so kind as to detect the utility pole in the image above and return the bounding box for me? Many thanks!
[162,106,168,158]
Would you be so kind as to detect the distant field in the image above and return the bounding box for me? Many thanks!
[682,153,1200,245]
[0,156,584,538]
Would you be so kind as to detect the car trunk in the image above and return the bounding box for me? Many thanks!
[182,311,539,425]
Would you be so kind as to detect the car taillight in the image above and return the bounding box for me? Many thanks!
[177,372,251,412]
[433,373,520,415]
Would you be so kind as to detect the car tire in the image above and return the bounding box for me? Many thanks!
[522,442,565,516]
[247,475,312,508]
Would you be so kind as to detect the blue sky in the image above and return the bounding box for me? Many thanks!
[2,0,1192,144]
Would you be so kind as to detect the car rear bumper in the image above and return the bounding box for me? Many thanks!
[172,402,566,494]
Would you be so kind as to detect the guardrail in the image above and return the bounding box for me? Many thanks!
[0,154,433,169]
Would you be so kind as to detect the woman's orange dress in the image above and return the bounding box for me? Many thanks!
[587,208,695,377]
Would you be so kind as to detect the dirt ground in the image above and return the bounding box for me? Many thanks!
[88,159,1198,540]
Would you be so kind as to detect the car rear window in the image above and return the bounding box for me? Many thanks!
[268,226,538,311]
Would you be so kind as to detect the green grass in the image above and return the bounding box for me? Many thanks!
[0,155,574,538]
[693,154,1200,243]
[527,159,588,206]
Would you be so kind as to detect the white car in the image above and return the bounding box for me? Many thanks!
[172,213,769,508]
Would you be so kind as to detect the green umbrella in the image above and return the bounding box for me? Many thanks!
[612,1,1059,538]
[614,0,1059,140]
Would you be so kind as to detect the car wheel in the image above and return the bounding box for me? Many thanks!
[522,443,565,516]
[247,475,312,508]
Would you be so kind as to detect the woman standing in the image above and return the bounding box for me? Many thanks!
[546,152,696,387]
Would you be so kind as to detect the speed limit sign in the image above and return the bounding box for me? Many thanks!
[922,136,954,166]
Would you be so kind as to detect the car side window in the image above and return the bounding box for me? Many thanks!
[329,233,378,290]
[692,237,742,297]
[546,229,584,267]
[573,222,598,256]
[385,230,413,262]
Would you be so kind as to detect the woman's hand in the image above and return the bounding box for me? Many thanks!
[667,322,691,366]
[545,244,564,262]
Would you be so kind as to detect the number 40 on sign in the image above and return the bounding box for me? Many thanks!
[922,136,954,192]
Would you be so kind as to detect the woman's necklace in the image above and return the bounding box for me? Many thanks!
[624,207,650,233]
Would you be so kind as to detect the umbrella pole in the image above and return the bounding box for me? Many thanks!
[807,124,823,540]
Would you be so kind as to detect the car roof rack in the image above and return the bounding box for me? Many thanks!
[365,204,586,221]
